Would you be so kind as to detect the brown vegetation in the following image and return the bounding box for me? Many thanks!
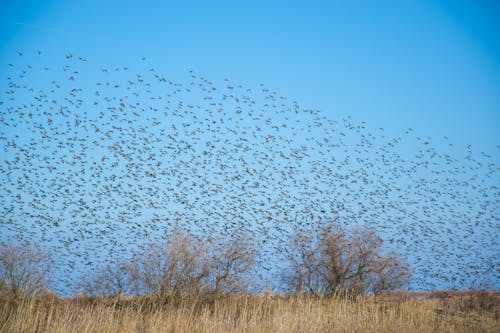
[0,243,52,298]
[1,229,497,332]
[80,229,256,298]
[0,292,498,333]
[285,222,410,296]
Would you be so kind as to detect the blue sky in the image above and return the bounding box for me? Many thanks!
[1,0,499,154]
[1,1,499,293]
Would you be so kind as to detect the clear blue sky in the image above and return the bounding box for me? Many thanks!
[1,0,499,153]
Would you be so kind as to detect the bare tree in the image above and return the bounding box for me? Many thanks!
[0,242,53,297]
[135,229,212,297]
[285,222,410,296]
[208,232,256,295]
[371,253,410,295]
[81,260,137,297]
[80,229,257,298]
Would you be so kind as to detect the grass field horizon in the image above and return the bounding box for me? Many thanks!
[1,290,498,333]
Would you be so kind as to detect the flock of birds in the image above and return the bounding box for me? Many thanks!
[1,51,498,295]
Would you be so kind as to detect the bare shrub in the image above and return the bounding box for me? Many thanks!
[136,230,211,297]
[285,222,410,296]
[101,229,258,298]
[0,242,53,297]
[207,232,256,295]
[81,260,138,297]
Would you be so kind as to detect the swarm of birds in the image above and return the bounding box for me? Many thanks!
[1,51,498,295]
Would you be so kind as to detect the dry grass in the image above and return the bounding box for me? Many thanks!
[0,292,498,333]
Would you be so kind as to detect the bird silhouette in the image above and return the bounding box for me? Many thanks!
[0,51,498,295]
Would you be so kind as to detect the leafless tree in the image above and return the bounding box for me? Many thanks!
[134,229,213,297]
[285,222,410,296]
[0,242,53,297]
[207,232,256,295]
[81,260,137,297]
[81,229,257,298]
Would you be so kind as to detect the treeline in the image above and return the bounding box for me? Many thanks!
[0,221,410,298]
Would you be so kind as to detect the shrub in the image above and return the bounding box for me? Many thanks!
[285,222,410,296]
[83,229,256,298]
[0,242,53,297]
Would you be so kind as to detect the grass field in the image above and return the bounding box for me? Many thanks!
[1,291,498,333]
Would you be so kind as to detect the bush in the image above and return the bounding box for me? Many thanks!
[79,260,137,297]
[83,229,256,298]
[0,242,53,297]
[285,222,410,296]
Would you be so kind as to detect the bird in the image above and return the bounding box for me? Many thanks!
[0,50,498,296]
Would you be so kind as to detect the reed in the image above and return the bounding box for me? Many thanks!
[1,292,498,333]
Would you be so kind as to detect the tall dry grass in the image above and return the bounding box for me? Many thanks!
[0,292,498,333]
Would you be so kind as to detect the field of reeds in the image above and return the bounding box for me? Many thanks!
[1,291,498,333]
